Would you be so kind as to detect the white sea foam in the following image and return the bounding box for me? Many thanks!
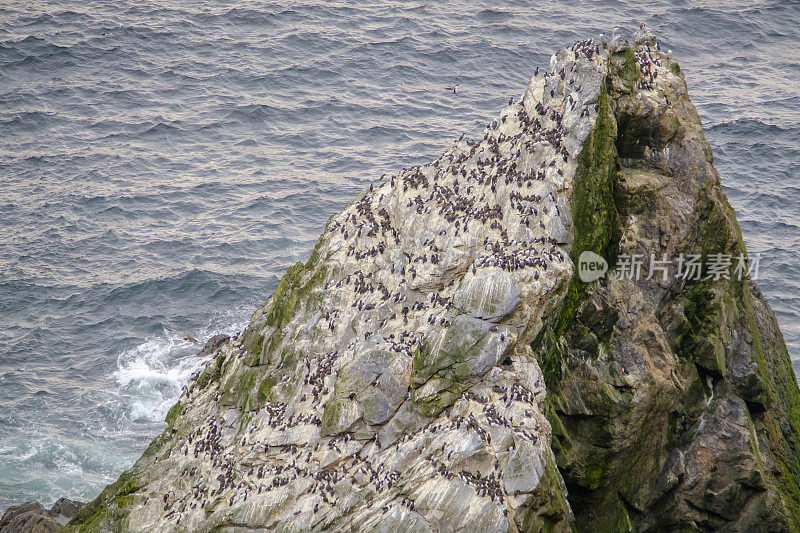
[113,336,201,421]
[111,313,249,423]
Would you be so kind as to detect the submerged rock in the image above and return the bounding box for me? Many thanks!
[60,31,800,532]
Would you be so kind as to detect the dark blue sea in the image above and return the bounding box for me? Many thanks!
[1,0,799,513]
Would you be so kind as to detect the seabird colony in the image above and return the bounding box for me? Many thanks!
[124,34,673,532]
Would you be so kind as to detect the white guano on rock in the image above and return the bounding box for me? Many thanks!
[106,39,614,533]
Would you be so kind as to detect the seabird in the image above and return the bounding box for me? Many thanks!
[444,84,459,94]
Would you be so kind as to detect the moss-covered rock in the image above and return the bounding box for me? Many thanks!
[532,66,621,394]
[531,41,800,532]
[62,470,143,533]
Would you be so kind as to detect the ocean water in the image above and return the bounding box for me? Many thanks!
[1,0,798,513]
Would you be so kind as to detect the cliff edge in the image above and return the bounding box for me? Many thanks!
[60,30,800,532]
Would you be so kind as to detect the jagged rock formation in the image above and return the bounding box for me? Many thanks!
[61,30,800,532]
[0,499,84,533]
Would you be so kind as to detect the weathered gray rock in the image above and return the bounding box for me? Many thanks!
[197,334,230,358]
[48,500,84,525]
[60,30,800,533]
[0,499,84,533]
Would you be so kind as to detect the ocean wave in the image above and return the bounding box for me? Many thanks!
[476,9,515,22]
[110,312,249,423]
[707,117,794,133]
[224,103,284,122]
[139,121,186,136]
[112,335,206,422]
[0,110,60,129]
[99,269,231,304]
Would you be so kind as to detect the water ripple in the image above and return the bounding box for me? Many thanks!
[1,0,799,513]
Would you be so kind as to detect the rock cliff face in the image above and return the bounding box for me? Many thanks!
[62,31,800,532]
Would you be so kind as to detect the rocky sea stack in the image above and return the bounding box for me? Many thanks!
[27,29,800,532]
